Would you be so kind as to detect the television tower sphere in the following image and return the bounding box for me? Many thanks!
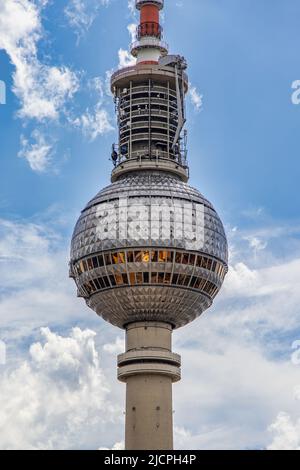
[70,0,228,450]
[70,171,227,329]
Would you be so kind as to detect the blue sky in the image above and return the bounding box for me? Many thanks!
[0,0,300,450]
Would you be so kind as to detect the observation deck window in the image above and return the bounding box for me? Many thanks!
[74,249,227,282]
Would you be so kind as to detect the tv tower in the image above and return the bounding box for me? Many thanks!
[70,0,228,450]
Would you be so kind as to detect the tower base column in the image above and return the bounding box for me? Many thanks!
[118,322,181,451]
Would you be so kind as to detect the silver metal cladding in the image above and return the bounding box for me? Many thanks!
[70,172,228,329]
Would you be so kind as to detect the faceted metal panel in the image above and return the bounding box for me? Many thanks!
[70,171,228,329]
[88,286,212,330]
[71,171,227,261]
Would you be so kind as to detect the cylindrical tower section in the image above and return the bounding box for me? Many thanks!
[110,61,189,182]
[140,4,159,24]
[118,322,181,450]
[132,0,168,64]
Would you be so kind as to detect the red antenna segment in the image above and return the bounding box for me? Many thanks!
[131,0,168,64]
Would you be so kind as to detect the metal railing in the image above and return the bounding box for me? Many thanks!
[136,0,164,9]
[137,22,162,40]
[111,146,188,170]
[111,65,189,88]
[119,84,177,98]
[130,38,169,54]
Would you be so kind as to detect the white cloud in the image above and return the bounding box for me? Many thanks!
[0,0,79,121]
[244,235,268,255]
[171,221,300,450]
[127,23,137,43]
[172,318,300,450]
[189,85,203,112]
[294,386,300,401]
[103,337,124,355]
[127,0,136,18]
[99,441,124,450]
[0,214,125,448]
[18,130,53,172]
[0,327,120,450]
[267,413,300,450]
[224,257,300,310]
[1,210,300,450]
[0,217,83,334]
[105,69,113,96]
[0,218,56,284]
[0,0,116,171]
[71,103,113,141]
[117,10,137,69]
[242,206,265,219]
[88,76,105,97]
[118,49,136,69]
[65,0,110,38]
[174,425,246,451]
[0,341,6,365]
[70,73,114,140]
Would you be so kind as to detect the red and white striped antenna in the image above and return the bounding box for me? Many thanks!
[131,0,168,64]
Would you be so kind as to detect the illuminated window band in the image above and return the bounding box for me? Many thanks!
[71,249,227,299]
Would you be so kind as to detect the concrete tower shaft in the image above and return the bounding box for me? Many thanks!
[118,322,180,450]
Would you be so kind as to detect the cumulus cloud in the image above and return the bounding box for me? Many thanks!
[189,85,203,112]
[1,208,300,450]
[0,216,125,449]
[103,337,124,355]
[0,217,83,335]
[70,74,114,140]
[65,0,110,38]
[127,23,137,43]
[99,441,124,450]
[118,49,136,69]
[127,0,136,18]
[104,70,113,96]
[267,413,300,450]
[244,236,268,255]
[0,0,115,171]
[0,327,120,450]
[0,0,79,121]
[173,333,300,449]
[18,130,54,172]
[71,103,113,141]
[216,223,300,336]
[170,221,300,450]
[0,218,57,285]
[294,386,300,401]
[117,16,137,69]
[224,258,300,303]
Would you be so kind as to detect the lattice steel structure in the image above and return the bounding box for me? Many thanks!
[70,0,228,451]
